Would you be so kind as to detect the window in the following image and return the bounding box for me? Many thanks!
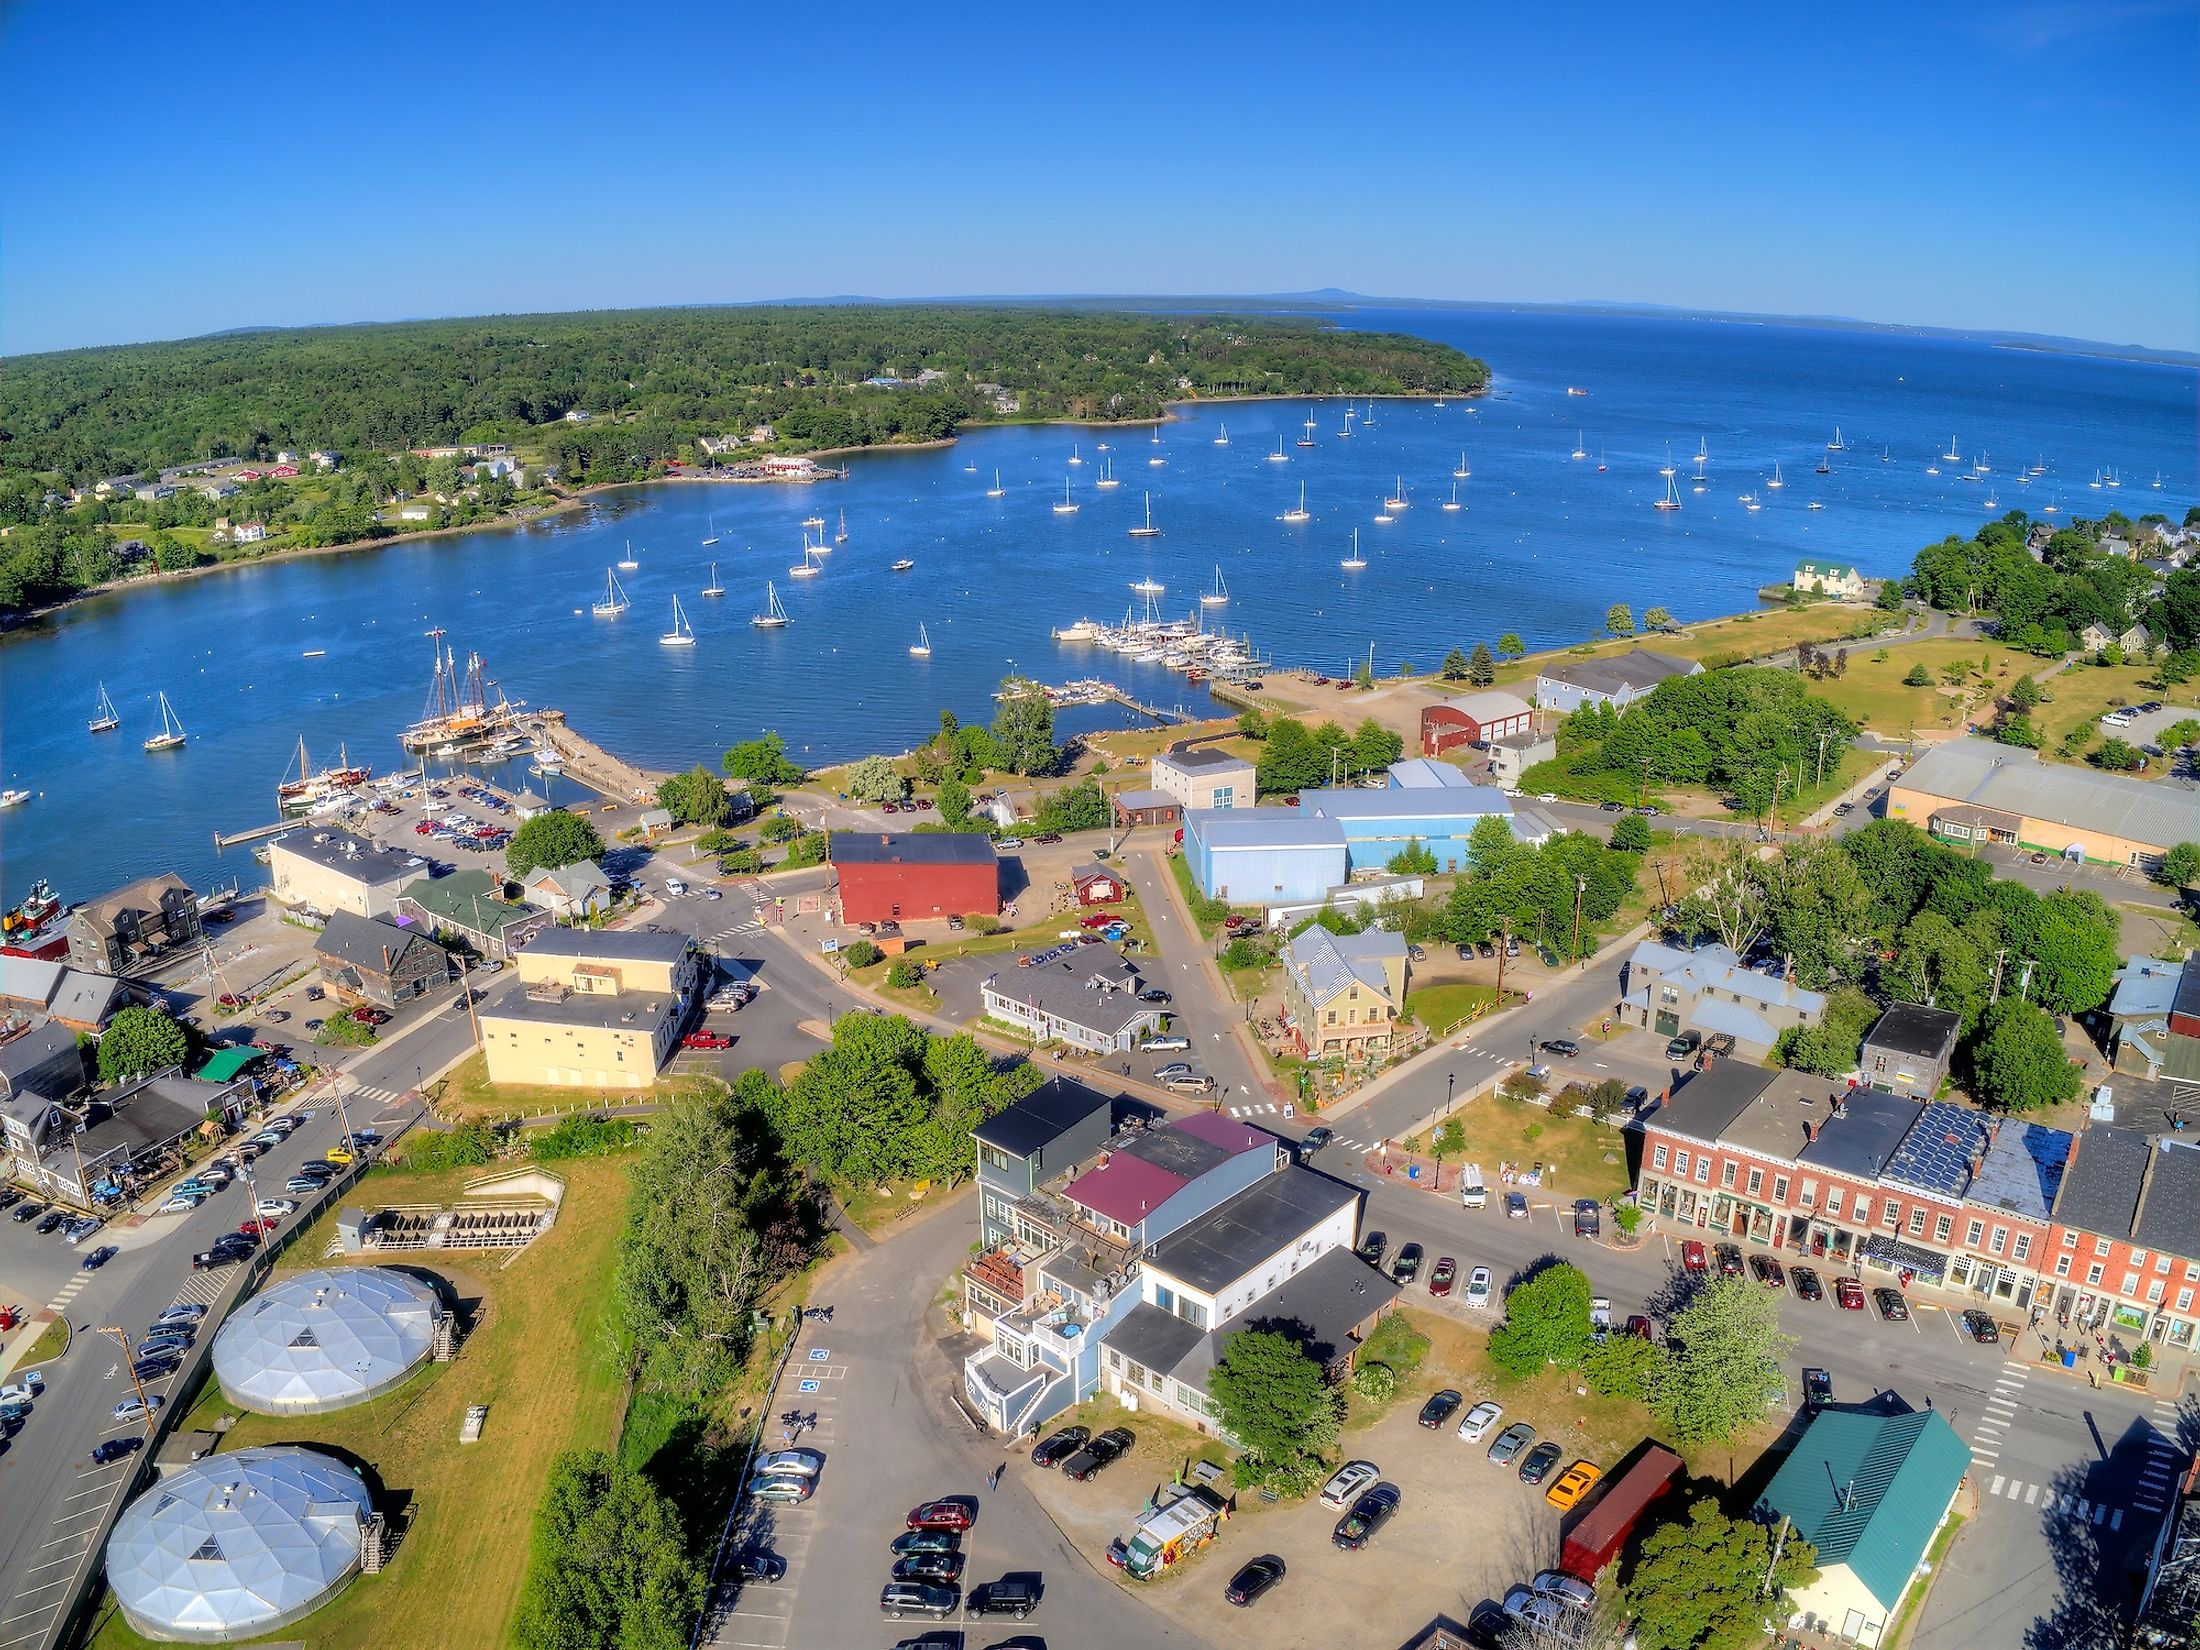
[1696,1156,1711,1184]
[1154,1285,1175,1313]
[1652,1145,1669,1172]
[2096,1237,2112,1256]
[1936,1214,1953,1244]
[1106,1348,1122,1371]
[1747,1168,1763,1197]
[2087,1263,2105,1286]
[2180,1289,2193,1314]
[1909,1208,1928,1237]
[1774,1176,1790,1202]
[1722,1161,1738,1189]
[2133,1250,2150,1267]
[2123,1274,2141,1297]
[1826,1188,1845,1217]
[2187,1264,2199,1283]
[2158,1255,2173,1275]
[1675,1151,1691,1177]
[2063,1231,2077,1249]
[1800,1179,1818,1209]
[2056,1255,2072,1278]
[2149,1282,2166,1304]
[1990,1228,2008,1255]
[1854,1196,1870,1225]
[1883,1203,1903,1231]
[1967,1219,1985,1246]
[2013,1234,2031,1262]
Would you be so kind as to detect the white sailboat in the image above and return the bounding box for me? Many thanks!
[836,510,849,544]
[617,541,640,571]
[2153,472,2165,490]
[1442,482,1462,512]
[1360,400,1376,429]
[1654,474,1682,512]
[1282,481,1310,524]
[89,681,120,734]
[1827,426,1844,451]
[2043,495,2060,514]
[986,469,1005,498]
[1094,457,1121,490]
[1053,477,1079,515]
[1695,437,1710,468]
[1454,450,1472,479]
[1068,444,1083,467]
[789,543,821,578]
[144,691,187,752]
[806,525,831,556]
[1571,431,1587,460]
[702,514,718,547]
[1213,423,1230,446]
[592,568,630,616]
[1767,461,1785,490]
[1202,567,1230,607]
[1943,436,1962,462]
[1373,497,1394,525]
[1297,415,1318,448]
[1659,445,1675,478]
[1147,428,1166,466]
[1340,529,1367,570]
[660,595,696,647]
[1128,492,1162,538]
[1339,407,1355,439]
[1268,436,1289,463]
[701,562,726,598]
[909,622,932,658]
[1385,476,1409,510]
[751,582,789,628]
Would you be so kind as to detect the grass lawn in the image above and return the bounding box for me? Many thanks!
[2031,659,2196,773]
[84,1155,636,1650]
[1404,981,1499,1032]
[1807,639,2038,736]
[15,1317,69,1367]
[1415,1091,1633,1203]
[427,1049,720,1123]
[1489,603,1900,690]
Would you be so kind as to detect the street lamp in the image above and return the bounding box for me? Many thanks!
[1446,1072,1456,1112]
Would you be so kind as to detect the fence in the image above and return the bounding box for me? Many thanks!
[689,1308,804,1650]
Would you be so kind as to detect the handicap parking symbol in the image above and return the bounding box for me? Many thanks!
[808,1348,830,1362]
[796,1378,822,1394]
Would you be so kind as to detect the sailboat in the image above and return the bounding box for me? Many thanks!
[1202,567,1230,606]
[1268,435,1289,463]
[1442,482,1462,512]
[1213,423,1230,446]
[592,568,630,616]
[701,562,726,598]
[1128,492,1162,538]
[1691,452,1709,494]
[1339,407,1355,439]
[1880,446,1893,464]
[1068,444,1083,467]
[702,514,719,547]
[1981,487,2000,511]
[986,469,1005,498]
[2107,469,2123,490]
[836,510,849,544]
[1454,450,1472,479]
[2043,496,2060,515]
[1596,450,1608,474]
[1282,481,1310,524]
[89,682,120,734]
[1147,428,1166,467]
[2030,456,2048,476]
[1360,400,1376,429]
[1094,457,1121,490]
[789,543,821,578]
[1053,477,1079,515]
[1659,445,1675,478]
[751,582,789,628]
[1340,529,1367,570]
[1695,437,1710,468]
[1385,476,1409,511]
[1297,415,1317,449]
[909,622,932,658]
[1814,451,1831,476]
[617,541,640,571]
[660,596,696,647]
[1654,474,1682,512]
[144,692,186,752]
[1827,427,1844,451]
[1767,462,1785,490]
[1571,431,1587,460]
[1374,497,1394,525]
[1943,436,1962,462]
[1977,452,1992,473]
[2153,472,2165,490]
[806,525,832,555]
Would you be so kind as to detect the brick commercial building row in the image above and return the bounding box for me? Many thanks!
[1637,1055,2200,1353]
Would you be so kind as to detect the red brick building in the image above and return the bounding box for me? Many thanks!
[1418,689,1535,758]
[831,832,999,926]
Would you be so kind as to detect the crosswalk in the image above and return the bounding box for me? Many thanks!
[40,1273,92,1319]
[1964,1358,2029,1469]
[2137,1398,2185,1516]
[1982,1475,2124,1528]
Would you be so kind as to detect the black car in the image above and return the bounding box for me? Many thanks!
[1332,1482,1401,1550]
[1392,1242,1424,1285]
[132,1354,181,1381]
[967,1577,1041,1619]
[1600,800,1626,813]
[34,1210,66,1234]
[1477,941,1496,959]
[1030,1425,1089,1468]
[0,1188,19,1210]
[1539,1038,1580,1059]
[1417,1389,1463,1430]
[1803,1367,1833,1409]
[1225,1554,1286,1607]
[1298,1127,1334,1157]
[1713,1243,1744,1278]
[880,1582,960,1619]
[892,1553,966,1585]
[1516,1440,1565,1485]
[1358,1231,1388,1266]
[1572,1199,1601,1238]
[1791,1266,1825,1303]
[890,1529,962,1558]
[9,1200,46,1223]
[1061,1426,1133,1482]
[1962,1308,2000,1344]
[1749,1254,1787,1289]
[91,1436,145,1465]
[1874,1287,1910,1322]
[1138,988,1172,1005]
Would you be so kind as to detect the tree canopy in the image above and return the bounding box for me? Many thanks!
[1621,1497,1818,1650]
[989,678,1058,777]
[505,809,606,877]
[1968,997,2083,1113]
[1650,1275,1795,1444]
[1207,1327,1342,1492]
[511,1448,704,1650]
[1489,1262,1595,1377]
[721,732,807,786]
[96,1005,191,1084]
[654,765,729,828]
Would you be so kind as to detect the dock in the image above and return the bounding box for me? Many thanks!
[523,713,668,803]
[213,819,296,849]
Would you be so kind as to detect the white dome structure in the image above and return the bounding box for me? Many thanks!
[211,1267,442,1415]
[106,1446,371,1642]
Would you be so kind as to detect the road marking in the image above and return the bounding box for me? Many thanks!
[1989,1474,2005,1496]
[2025,1484,2041,1505]
[2112,1508,2125,1529]
[2095,1503,2110,1525]
[1970,1448,1999,1460]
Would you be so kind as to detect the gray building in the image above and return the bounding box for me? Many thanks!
[312,912,452,1009]
[974,1078,1116,1246]
[1621,940,1827,1057]
[67,873,203,975]
[1534,647,1702,715]
[1859,1003,1962,1098]
[981,946,1167,1053]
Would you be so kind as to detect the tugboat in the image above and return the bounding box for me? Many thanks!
[1,880,65,948]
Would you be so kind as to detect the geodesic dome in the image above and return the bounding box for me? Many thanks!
[106,1446,371,1642]
[211,1267,441,1415]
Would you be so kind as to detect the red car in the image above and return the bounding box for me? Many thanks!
[1428,1257,1457,1298]
[906,1501,975,1532]
[238,1218,277,1237]
[1834,1277,1867,1311]
[1681,1239,1708,1274]
[414,821,436,835]
[682,1030,735,1050]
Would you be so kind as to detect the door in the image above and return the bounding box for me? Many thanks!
[1654,1010,1680,1037]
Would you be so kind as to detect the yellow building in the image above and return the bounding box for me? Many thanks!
[267,831,409,920]
[1279,925,1409,1061]
[480,928,701,1090]
[1888,737,2192,873]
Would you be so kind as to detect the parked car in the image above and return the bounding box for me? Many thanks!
[1225,1554,1286,1607]
[1487,1422,1537,1467]
[1332,1483,1401,1550]
[1505,1192,1529,1220]
[1532,1571,1597,1610]
[1803,1368,1834,1409]
[1061,1427,1133,1482]
[1517,1441,1565,1486]
[1358,1231,1388,1266]
[1417,1390,1464,1430]
[10,1200,49,1223]
[1791,1266,1825,1302]
[34,1210,66,1234]
[892,1553,965,1585]
[880,1582,960,1619]
[1572,1199,1601,1238]
[1428,1256,1457,1297]
[747,1474,812,1504]
[0,1374,44,1404]
[1624,1314,1655,1341]
[112,1393,166,1422]
[966,1578,1041,1619]
[1749,1254,1787,1290]
[682,1030,735,1050]
[284,1176,326,1195]
[1546,1460,1602,1510]
[1834,1277,1867,1311]
[891,1529,962,1558]
[1030,1426,1089,1469]
[1320,1459,1381,1510]
[154,1304,206,1326]
[1664,1029,1703,1060]
[1713,1243,1744,1277]
[91,1435,145,1466]
[132,1356,180,1382]
[1502,1587,1570,1634]
[1962,1309,2001,1344]
[1465,1267,1493,1309]
[753,1448,823,1479]
[1392,1242,1424,1284]
[1456,1401,1504,1443]
[1873,1287,1910,1322]
[1137,988,1172,1004]
[256,1199,299,1219]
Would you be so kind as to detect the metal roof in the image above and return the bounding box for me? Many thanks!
[1897,738,2196,853]
[1186,809,1348,852]
[1759,1407,1970,1610]
[970,1078,1112,1160]
[1386,758,1476,789]
[1536,648,1701,697]
[1146,1168,1359,1294]
[1627,941,1828,1017]
[1432,689,1534,725]
[1688,997,1778,1049]
[107,1446,371,1643]
[1283,926,1404,1008]
[830,830,997,866]
[212,1268,442,1415]
[1882,1101,1991,1199]
[2112,958,2185,1021]
[1296,785,1512,822]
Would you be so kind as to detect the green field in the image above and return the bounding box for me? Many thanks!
[85,1155,636,1650]
[1490,602,1901,689]
[1403,981,1499,1031]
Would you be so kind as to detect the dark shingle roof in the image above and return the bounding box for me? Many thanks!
[2052,1127,2153,1240]
[1967,1122,2073,1221]
[971,1078,1112,1160]
[2134,1141,2200,1255]
[1652,1060,1779,1145]
[1797,1091,1924,1180]
[313,912,442,976]
[1106,1303,1208,1377]
[1171,1247,1402,1388]
[1863,1003,1962,1064]
[830,832,996,866]
[1147,1169,1360,1294]
[1157,746,1254,773]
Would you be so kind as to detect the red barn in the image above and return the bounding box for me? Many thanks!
[831,832,999,926]
[1419,689,1535,757]
[1070,864,1123,905]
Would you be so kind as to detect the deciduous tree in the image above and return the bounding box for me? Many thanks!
[1207,1328,1341,1490]
[655,764,729,828]
[1969,997,2082,1113]
[512,1449,704,1650]
[95,1006,191,1083]
[845,755,907,805]
[1620,1497,1818,1650]
[990,676,1057,776]
[505,809,605,877]
[1650,1276,1794,1444]
[1489,1263,1594,1377]
[721,731,807,785]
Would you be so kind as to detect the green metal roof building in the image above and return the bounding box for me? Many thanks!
[1758,1405,1971,1647]
[395,870,548,961]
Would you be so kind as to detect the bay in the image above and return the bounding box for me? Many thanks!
[1,308,2192,904]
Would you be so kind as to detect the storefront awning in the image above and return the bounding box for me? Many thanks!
[1863,1234,1948,1279]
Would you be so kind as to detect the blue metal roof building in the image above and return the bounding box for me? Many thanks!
[1295,784,1514,875]
[1183,810,1348,905]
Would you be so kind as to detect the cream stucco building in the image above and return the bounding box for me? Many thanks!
[267,832,409,920]
[479,928,701,1090]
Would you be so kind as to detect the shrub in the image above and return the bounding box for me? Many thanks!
[530,1116,640,1160]
[885,959,924,990]
[1351,1360,1397,1404]
[1903,662,1933,686]
[965,913,1003,935]
[1615,1204,1643,1235]
[841,940,882,969]
[759,814,803,843]
[402,1121,496,1170]
[1221,937,1266,971]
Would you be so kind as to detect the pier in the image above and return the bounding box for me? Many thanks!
[213,818,297,849]
[523,713,667,803]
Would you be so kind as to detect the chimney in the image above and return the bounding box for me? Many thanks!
[382,945,393,973]
[1989,1119,2003,1145]
[1803,1120,1816,1145]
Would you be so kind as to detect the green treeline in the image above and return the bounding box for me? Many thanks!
[0,305,1488,484]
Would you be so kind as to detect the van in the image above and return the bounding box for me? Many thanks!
[665,877,688,897]
[1142,1036,1190,1053]
[1459,1163,1488,1210]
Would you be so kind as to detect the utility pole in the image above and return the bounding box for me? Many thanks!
[329,1071,357,1162]
[1762,1513,1792,1598]
[1495,919,1509,1007]
[1572,876,1587,971]
[2017,958,2037,1001]
[1816,731,1830,789]
[461,953,482,1048]
[1992,948,2008,1003]
[100,1327,154,1422]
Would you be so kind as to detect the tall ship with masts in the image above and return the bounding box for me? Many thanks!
[399,634,525,754]
[277,736,374,813]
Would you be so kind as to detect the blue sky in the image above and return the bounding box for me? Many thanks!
[5,1,2195,355]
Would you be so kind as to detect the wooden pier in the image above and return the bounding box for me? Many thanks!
[213,819,295,849]
[524,713,668,803]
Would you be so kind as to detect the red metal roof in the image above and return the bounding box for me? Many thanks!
[1065,1152,1188,1228]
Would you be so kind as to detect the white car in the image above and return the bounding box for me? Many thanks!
[255,1199,299,1218]
[1465,1266,1493,1309]
[0,1375,44,1405]
[113,1393,166,1422]
[1456,1400,1504,1443]
[753,1448,823,1479]
[1319,1459,1381,1511]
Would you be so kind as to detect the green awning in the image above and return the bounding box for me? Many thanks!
[195,1047,260,1083]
